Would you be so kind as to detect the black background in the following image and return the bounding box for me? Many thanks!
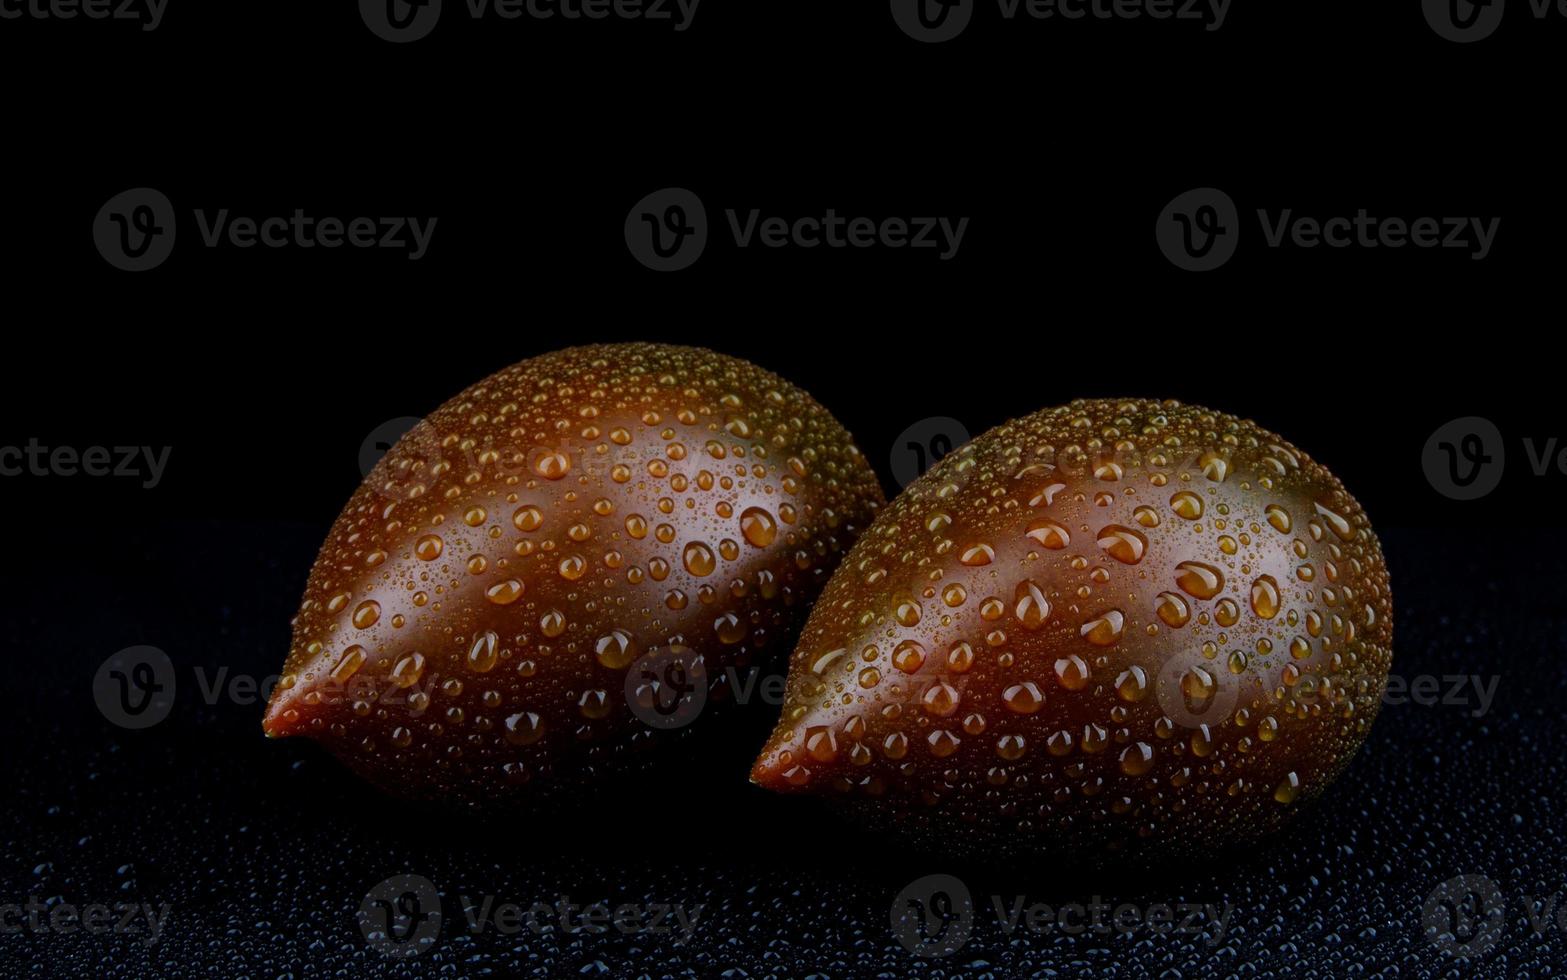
[2,1,1565,976]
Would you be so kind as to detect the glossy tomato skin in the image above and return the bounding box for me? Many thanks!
[753,399,1393,861]
[264,344,883,804]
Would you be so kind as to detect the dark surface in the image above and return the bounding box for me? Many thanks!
[2,516,1563,978]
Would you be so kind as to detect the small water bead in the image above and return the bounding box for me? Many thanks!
[1025,519,1071,549]
[996,734,1027,761]
[1115,665,1149,702]
[595,630,636,669]
[578,690,612,720]
[1155,591,1191,627]
[1080,610,1125,647]
[947,642,975,673]
[1003,681,1044,714]
[810,648,847,675]
[1274,772,1301,804]
[1175,561,1224,600]
[415,534,444,561]
[1265,504,1291,533]
[1054,654,1091,691]
[922,681,962,717]
[1198,452,1228,482]
[714,611,747,644]
[942,584,968,607]
[1132,505,1160,529]
[389,652,426,688]
[683,542,717,577]
[504,711,545,745]
[882,732,908,759]
[1214,598,1240,627]
[1075,721,1107,755]
[468,631,499,672]
[463,506,487,527]
[1119,742,1155,776]
[534,450,571,479]
[1181,666,1218,705]
[959,544,995,566]
[352,600,381,629]
[895,599,923,627]
[331,646,367,684]
[1251,575,1281,619]
[859,667,882,689]
[540,609,567,637]
[485,579,525,605]
[927,730,961,758]
[740,507,778,547]
[892,641,927,674]
[1170,491,1204,520]
[805,727,838,763]
[1096,525,1148,564]
[1014,581,1051,630]
[558,555,587,581]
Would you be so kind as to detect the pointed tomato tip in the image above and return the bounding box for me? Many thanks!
[261,686,309,740]
[750,748,787,791]
[751,743,813,793]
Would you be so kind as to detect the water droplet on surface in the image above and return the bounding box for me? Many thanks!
[1175,561,1224,599]
[1097,525,1147,564]
[1080,610,1125,647]
[740,507,777,547]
